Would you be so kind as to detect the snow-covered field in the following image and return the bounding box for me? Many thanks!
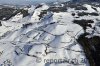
[0,2,100,66]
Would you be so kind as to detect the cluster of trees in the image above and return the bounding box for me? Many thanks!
[0,7,29,21]
[73,19,100,66]
[0,7,15,20]
[78,12,99,16]
[22,23,32,28]
[48,6,67,12]
[38,10,47,20]
[73,19,94,31]
[77,32,100,66]
[0,21,2,26]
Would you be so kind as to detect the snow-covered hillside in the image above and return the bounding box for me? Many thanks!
[0,2,100,66]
